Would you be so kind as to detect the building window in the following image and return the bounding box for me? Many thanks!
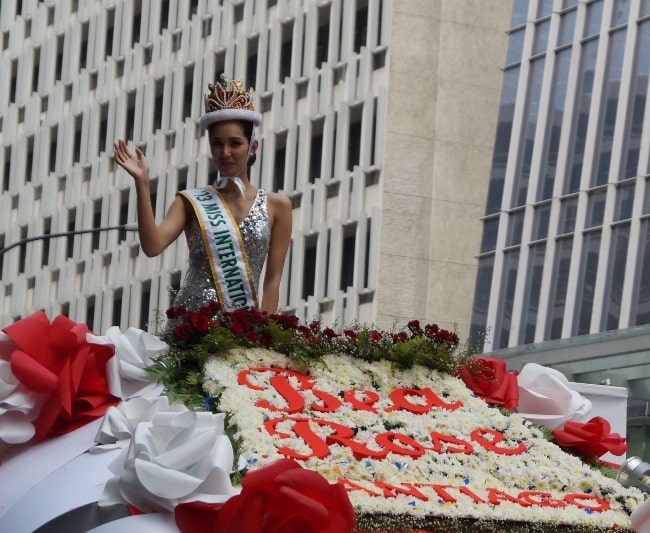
[480,217,499,253]
[586,187,607,228]
[347,105,363,171]
[274,132,287,192]
[66,208,76,259]
[139,280,151,330]
[620,20,650,180]
[602,222,629,330]
[592,29,626,187]
[520,242,546,344]
[105,8,115,59]
[494,249,520,349]
[470,255,494,350]
[565,39,598,194]
[632,219,650,325]
[546,236,573,340]
[280,20,293,81]
[316,4,330,66]
[506,209,525,246]
[302,234,317,299]
[80,21,88,69]
[92,200,102,251]
[56,34,64,81]
[160,0,170,32]
[309,119,324,183]
[86,295,95,332]
[74,115,83,163]
[183,64,194,119]
[246,36,258,89]
[32,47,40,93]
[340,224,356,290]
[112,288,123,328]
[126,91,136,139]
[153,78,164,132]
[573,230,602,335]
[9,59,17,103]
[25,136,33,184]
[354,0,368,53]
[132,4,142,46]
[49,126,58,173]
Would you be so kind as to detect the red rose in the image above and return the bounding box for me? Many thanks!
[175,459,356,533]
[553,416,626,459]
[174,324,191,341]
[458,357,519,410]
[369,331,383,343]
[246,331,259,343]
[230,322,245,336]
[3,311,118,441]
[190,313,210,333]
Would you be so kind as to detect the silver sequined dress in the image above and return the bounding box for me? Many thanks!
[173,188,271,310]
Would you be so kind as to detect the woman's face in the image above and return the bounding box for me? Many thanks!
[209,121,255,176]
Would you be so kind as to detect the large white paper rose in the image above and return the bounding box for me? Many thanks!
[92,396,188,451]
[93,326,168,399]
[0,333,42,445]
[516,362,592,429]
[100,410,237,513]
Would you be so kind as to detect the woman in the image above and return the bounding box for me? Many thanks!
[113,75,292,314]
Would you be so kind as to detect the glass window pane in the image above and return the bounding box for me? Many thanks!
[612,0,630,26]
[506,28,526,64]
[480,217,499,253]
[632,219,650,325]
[513,57,545,207]
[533,19,550,55]
[511,0,529,27]
[507,210,525,246]
[614,181,635,221]
[546,236,573,339]
[584,0,604,37]
[592,29,626,186]
[565,39,598,194]
[559,9,577,46]
[533,203,551,240]
[644,180,650,214]
[494,249,520,349]
[537,0,554,18]
[486,68,520,215]
[602,223,629,330]
[520,242,546,344]
[538,48,571,201]
[586,187,607,227]
[573,230,602,335]
[559,196,578,233]
[470,255,494,349]
[620,20,650,179]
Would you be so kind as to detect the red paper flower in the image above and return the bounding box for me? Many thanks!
[458,356,519,410]
[174,458,356,533]
[553,416,626,459]
[3,311,118,441]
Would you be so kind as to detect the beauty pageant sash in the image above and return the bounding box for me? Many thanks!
[179,186,258,310]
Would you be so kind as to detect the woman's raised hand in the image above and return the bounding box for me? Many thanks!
[114,140,150,185]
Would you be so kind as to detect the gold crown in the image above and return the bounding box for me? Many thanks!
[204,74,256,113]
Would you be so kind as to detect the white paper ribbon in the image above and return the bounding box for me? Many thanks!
[99,410,238,513]
[91,327,168,400]
[516,363,592,430]
[215,175,246,196]
[0,333,42,445]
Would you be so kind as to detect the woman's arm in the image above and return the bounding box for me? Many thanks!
[260,192,293,313]
[114,140,187,257]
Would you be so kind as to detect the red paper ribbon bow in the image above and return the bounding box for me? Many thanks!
[458,356,519,410]
[4,311,118,441]
[553,416,626,459]
[175,458,357,533]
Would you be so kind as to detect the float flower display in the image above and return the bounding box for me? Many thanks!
[145,303,644,533]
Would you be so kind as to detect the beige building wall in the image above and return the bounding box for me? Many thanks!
[376,0,512,339]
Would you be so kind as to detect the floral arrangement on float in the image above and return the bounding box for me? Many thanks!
[0,304,645,532]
